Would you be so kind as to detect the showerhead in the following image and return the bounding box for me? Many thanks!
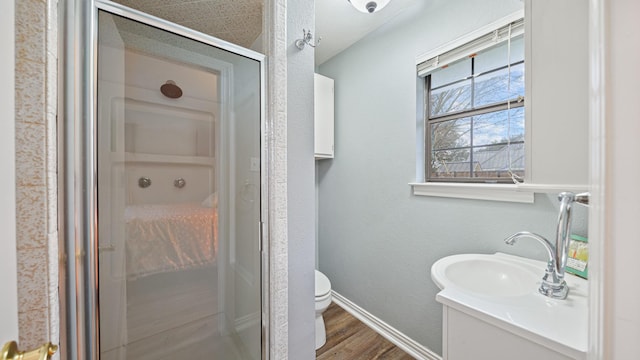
[160,80,183,99]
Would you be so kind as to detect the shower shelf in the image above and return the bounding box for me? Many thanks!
[121,152,215,166]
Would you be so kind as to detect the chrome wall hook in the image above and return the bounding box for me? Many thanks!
[295,29,320,50]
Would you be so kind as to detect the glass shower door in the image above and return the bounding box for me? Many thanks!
[96,10,262,360]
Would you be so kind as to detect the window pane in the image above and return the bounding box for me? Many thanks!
[431,149,471,178]
[472,143,524,178]
[430,58,471,88]
[474,35,524,74]
[430,79,472,116]
[426,33,526,182]
[473,63,524,107]
[431,118,471,150]
[473,107,524,147]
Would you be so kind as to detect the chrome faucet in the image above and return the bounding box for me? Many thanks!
[555,192,575,285]
[504,192,590,300]
[504,231,569,299]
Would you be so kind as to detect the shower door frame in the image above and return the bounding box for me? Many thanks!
[60,1,270,359]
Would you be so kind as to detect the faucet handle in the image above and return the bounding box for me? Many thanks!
[557,192,576,202]
[575,192,590,206]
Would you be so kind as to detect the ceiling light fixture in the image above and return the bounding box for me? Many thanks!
[348,0,391,13]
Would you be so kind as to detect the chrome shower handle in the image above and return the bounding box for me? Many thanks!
[138,177,151,188]
[174,177,186,188]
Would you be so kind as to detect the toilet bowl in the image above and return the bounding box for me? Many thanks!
[315,270,332,350]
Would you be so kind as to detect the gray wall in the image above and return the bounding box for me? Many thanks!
[317,0,587,355]
[287,0,316,358]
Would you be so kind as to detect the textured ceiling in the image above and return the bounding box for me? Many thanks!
[113,0,435,65]
[114,0,263,48]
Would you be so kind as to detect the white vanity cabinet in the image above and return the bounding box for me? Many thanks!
[432,253,587,360]
[314,73,334,159]
[443,307,574,360]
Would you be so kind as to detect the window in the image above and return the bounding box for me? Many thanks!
[420,20,525,183]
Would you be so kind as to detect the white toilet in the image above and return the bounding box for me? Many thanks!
[315,270,332,350]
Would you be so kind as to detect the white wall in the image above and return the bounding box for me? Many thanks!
[604,0,640,357]
[287,0,316,357]
[317,0,588,354]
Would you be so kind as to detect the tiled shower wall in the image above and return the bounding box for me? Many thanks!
[15,0,59,353]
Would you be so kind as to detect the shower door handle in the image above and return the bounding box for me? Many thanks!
[1,341,58,360]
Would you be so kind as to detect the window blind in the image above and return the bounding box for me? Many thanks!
[417,18,524,77]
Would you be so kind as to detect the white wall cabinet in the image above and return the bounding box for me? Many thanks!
[523,0,588,190]
[314,73,334,159]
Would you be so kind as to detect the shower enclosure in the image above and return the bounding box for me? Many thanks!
[61,1,267,359]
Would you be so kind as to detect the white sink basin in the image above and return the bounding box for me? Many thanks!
[431,253,541,297]
[431,252,588,359]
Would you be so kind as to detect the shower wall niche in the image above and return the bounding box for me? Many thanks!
[114,49,219,205]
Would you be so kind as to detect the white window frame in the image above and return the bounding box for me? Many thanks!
[411,10,536,203]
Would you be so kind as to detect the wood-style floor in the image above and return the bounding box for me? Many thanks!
[316,302,415,360]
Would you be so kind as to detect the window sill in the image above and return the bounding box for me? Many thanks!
[409,182,534,203]
[409,182,589,203]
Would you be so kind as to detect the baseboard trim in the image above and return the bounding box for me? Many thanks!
[331,291,442,360]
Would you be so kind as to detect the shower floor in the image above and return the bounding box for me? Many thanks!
[126,314,244,360]
[100,314,244,360]
[126,267,219,344]
[101,266,247,359]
